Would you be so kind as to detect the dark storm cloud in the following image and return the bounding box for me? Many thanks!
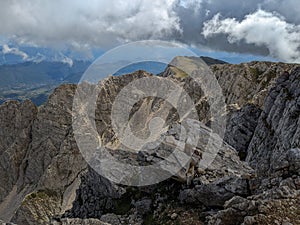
[0,0,299,62]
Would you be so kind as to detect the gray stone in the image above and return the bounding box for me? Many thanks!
[100,213,121,225]
[1,58,299,225]
[134,199,152,215]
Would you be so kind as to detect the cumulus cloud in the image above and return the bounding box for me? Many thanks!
[0,0,180,49]
[1,0,300,62]
[202,10,300,62]
[2,44,28,60]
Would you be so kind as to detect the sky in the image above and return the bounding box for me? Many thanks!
[0,0,300,64]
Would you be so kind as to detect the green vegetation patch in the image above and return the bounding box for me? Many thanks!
[23,189,60,205]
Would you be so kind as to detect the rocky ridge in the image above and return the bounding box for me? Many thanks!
[0,58,299,224]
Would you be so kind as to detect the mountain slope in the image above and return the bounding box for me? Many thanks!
[0,58,299,224]
[0,61,90,106]
[0,56,227,106]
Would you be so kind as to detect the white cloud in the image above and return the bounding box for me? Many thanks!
[1,0,300,62]
[0,0,180,49]
[202,10,300,63]
[2,44,28,60]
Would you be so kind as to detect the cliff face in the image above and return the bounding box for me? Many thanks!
[0,100,37,202]
[0,85,87,224]
[212,61,298,108]
[0,58,299,225]
[209,66,300,225]
[247,68,300,191]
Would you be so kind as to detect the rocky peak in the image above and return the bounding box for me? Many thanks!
[0,100,37,202]
[212,61,298,108]
[247,67,300,192]
[208,66,300,225]
[0,58,299,224]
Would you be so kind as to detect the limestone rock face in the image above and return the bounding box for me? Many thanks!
[0,100,37,203]
[14,85,87,224]
[0,58,299,225]
[247,68,300,192]
[208,179,300,225]
[212,61,298,107]
[0,85,87,224]
[95,71,152,146]
[22,84,86,190]
[224,104,262,159]
[63,168,126,219]
[65,67,252,221]
[208,66,300,224]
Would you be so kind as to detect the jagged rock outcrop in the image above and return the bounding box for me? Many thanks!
[224,104,262,159]
[0,57,299,225]
[0,85,87,224]
[63,168,126,219]
[208,179,300,224]
[247,69,300,191]
[22,84,86,190]
[0,100,37,203]
[212,61,298,107]
[65,67,252,222]
[207,67,300,224]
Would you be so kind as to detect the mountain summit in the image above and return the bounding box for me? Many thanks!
[0,57,299,224]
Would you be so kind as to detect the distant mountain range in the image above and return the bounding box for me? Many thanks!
[0,60,91,88]
[0,44,100,65]
[0,56,227,106]
[0,60,90,105]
